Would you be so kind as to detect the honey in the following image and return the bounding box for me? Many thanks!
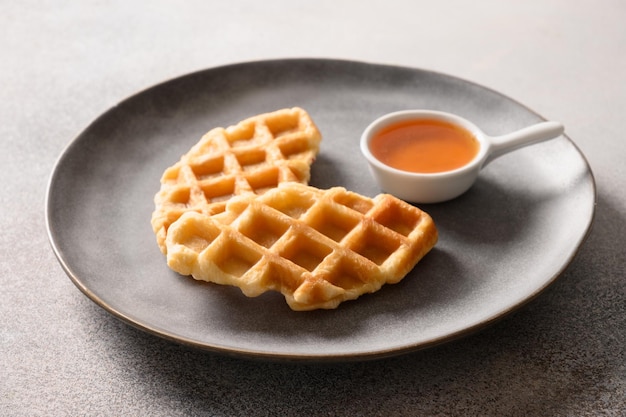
[370,118,479,173]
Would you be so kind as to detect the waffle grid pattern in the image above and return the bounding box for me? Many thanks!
[151,108,321,253]
[165,183,438,310]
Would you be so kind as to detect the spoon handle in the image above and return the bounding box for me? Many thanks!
[485,121,564,165]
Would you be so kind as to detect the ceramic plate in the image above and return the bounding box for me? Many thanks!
[46,59,595,362]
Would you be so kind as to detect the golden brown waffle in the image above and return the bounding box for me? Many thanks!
[165,182,438,311]
[151,108,322,253]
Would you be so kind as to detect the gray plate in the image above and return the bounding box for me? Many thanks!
[46,59,595,362]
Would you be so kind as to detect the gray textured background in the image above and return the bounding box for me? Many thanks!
[2,1,624,415]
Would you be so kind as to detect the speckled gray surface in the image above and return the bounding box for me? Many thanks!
[2,1,625,415]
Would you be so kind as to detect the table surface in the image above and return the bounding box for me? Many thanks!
[2,1,624,415]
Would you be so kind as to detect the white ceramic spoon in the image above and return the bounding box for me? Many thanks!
[360,110,564,203]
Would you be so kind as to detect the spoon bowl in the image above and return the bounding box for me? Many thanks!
[360,110,564,203]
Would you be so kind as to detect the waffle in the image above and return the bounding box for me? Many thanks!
[151,108,322,253]
[165,182,438,311]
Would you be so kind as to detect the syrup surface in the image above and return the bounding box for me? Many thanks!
[370,118,479,173]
